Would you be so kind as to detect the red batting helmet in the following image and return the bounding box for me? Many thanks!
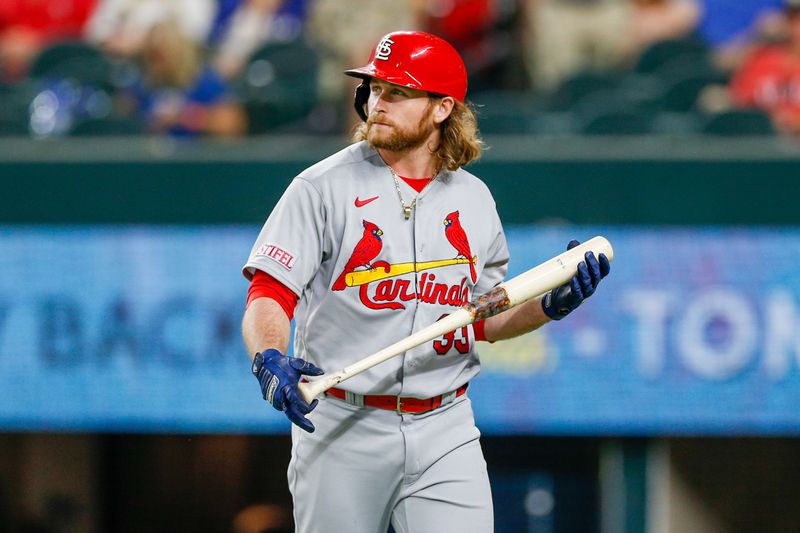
[345,31,468,121]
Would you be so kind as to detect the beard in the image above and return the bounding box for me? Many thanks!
[366,103,437,152]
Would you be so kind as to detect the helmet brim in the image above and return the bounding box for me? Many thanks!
[344,65,432,96]
[344,66,373,79]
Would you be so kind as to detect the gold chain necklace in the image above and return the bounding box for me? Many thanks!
[387,164,439,220]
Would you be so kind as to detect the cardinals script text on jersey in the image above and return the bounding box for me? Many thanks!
[332,213,477,311]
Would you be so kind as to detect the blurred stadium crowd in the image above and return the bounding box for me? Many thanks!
[1,0,800,138]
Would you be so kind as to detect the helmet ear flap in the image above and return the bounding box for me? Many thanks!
[354,81,370,122]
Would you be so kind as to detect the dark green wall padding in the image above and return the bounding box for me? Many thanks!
[2,137,798,225]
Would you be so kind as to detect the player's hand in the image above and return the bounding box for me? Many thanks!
[252,349,324,433]
[542,240,611,320]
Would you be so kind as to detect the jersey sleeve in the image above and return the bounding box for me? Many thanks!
[242,177,326,296]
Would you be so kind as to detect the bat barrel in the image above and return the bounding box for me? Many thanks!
[501,236,613,306]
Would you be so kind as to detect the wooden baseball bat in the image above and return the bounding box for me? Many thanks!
[298,236,614,404]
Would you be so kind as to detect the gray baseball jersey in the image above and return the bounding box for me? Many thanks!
[244,141,509,398]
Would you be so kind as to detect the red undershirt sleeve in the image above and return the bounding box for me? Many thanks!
[246,269,299,320]
[472,320,489,342]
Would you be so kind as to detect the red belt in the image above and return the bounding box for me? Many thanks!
[325,383,469,414]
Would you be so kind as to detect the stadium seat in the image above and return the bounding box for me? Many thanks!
[526,112,578,135]
[656,56,727,112]
[650,112,702,135]
[581,109,655,135]
[701,109,775,136]
[571,88,634,119]
[0,82,35,136]
[237,40,319,134]
[567,87,655,134]
[472,90,540,134]
[28,40,112,88]
[545,71,620,112]
[616,74,666,113]
[471,90,579,135]
[475,110,529,134]
[634,36,709,75]
[661,75,722,112]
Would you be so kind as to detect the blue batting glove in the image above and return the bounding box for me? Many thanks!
[542,239,611,321]
[252,349,324,433]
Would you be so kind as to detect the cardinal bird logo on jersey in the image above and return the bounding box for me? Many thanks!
[332,220,384,291]
[443,210,477,283]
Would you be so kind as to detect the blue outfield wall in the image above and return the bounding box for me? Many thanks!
[1,225,799,435]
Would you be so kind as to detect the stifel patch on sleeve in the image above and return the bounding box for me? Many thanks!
[255,243,296,271]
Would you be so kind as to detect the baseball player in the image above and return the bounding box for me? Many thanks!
[242,31,610,533]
